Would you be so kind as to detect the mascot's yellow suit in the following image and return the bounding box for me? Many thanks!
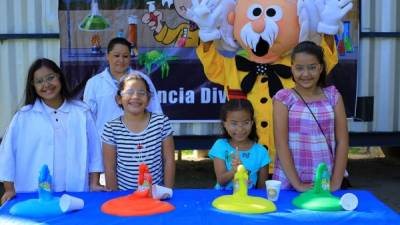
[196,37,338,171]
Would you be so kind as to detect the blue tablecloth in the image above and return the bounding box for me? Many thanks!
[0,189,399,225]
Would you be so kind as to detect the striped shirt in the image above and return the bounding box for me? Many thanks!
[102,113,173,190]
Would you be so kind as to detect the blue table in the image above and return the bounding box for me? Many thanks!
[0,189,399,225]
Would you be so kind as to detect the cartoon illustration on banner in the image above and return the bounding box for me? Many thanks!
[58,0,358,124]
[142,0,200,47]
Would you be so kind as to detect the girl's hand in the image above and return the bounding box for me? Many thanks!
[230,156,242,172]
[90,184,110,192]
[105,185,119,192]
[1,190,16,204]
[294,182,313,192]
[330,179,342,192]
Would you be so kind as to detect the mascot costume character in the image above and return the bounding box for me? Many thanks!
[187,0,353,172]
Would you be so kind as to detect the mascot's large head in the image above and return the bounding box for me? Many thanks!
[228,0,300,64]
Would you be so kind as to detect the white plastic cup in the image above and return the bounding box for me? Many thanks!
[152,184,173,200]
[340,193,358,211]
[59,194,84,213]
[265,180,282,201]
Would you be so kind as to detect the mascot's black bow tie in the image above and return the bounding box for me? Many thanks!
[235,55,292,98]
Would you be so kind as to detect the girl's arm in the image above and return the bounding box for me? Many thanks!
[256,165,268,189]
[0,113,20,203]
[273,100,312,192]
[213,157,236,187]
[162,135,175,188]
[330,95,349,191]
[1,181,16,204]
[103,143,118,191]
[86,111,105,191]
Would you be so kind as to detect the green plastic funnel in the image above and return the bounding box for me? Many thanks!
[292,163,342,211]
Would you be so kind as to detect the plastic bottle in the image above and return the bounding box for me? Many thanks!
[343,21,354,53]
[127,15,138,57]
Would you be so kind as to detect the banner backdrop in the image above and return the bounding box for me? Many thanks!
[58,0,359,121]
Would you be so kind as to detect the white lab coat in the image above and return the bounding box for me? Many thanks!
[0,99,103,192]
[83,68,163,136]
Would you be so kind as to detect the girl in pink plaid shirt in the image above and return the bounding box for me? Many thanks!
[272,41,349,192]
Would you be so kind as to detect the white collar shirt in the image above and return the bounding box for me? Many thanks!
[41,100,68,192]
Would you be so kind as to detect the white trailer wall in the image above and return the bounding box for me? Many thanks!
[349,0,400,132]
[0,0,60,136]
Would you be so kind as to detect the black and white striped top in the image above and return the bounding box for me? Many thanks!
[102,113,173,190]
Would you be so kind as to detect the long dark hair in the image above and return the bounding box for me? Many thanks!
[291,41,327,87]
[24,58,71,106]
[220,99,258,142]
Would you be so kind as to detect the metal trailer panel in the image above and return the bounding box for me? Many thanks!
[0,0,60,136]
[349,0,400,133]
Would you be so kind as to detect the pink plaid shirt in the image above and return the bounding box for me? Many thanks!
[273,86,339,189]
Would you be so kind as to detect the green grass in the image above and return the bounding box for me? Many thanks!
[180,150,194,156]
[349,147,366,154]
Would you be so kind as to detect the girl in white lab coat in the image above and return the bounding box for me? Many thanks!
[0,58,104,205]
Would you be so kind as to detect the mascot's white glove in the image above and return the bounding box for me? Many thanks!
[316,0,353,35]
[215,0,239,51]
[297,0,321,42]
[187,0,223,42]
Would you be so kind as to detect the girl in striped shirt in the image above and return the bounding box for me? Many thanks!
[102,73,175,190]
